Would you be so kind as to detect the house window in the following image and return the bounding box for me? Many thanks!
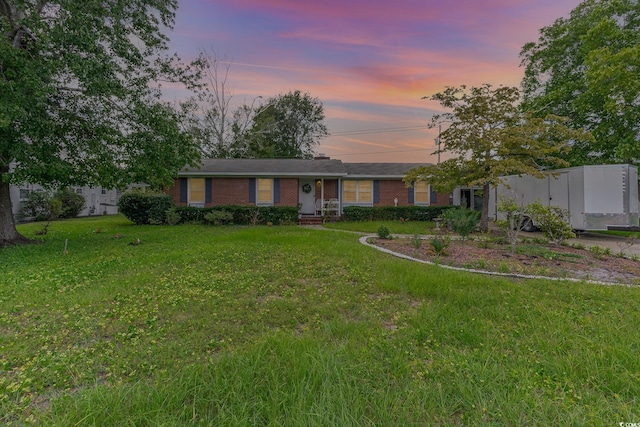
[343,180,372,204]
[101,189,107,195]
[257,178,273,205]
[189,178,205,206]
[414,181,430,205]
[19,189,30,200]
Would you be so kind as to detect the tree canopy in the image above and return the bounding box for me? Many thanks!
[520,0,640,165]
[0,0,201,245]
[244,90,329,159]
[404,84,592,231]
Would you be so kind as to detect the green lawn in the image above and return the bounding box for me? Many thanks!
[323,219,437,235]
[1,216,639,425]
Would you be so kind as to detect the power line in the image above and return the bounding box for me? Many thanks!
[331,125,428,136]
[327,148,431,157]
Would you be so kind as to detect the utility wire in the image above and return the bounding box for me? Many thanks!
[331,125,428,136]
[328,148,431,157]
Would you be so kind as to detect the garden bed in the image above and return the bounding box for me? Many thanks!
[372,234,640,285]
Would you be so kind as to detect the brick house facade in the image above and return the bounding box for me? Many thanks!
[166,158,451,215]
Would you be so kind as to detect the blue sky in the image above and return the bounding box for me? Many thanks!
[169,0,583,163]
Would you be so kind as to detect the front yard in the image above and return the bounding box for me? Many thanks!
[1,216,639,425]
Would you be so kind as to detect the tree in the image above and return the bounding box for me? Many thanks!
[0,1,202,246]
[195,51,260,158]
[404,84,591,232]
[245,90,329,159]
[520,0,640,165]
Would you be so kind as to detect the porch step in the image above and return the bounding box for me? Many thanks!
[298,216,323,226]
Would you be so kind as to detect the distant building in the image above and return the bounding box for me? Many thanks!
[10,183,121,219]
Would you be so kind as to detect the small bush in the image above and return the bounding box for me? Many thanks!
[429,235,450,255]
[118,190,174,225]
[528,202,575,247]
[203,210,234,226]
[410,233,422,249]
[377,225,391,239]
[55,187,86,218]
[443,207,480,239]
[342,205,457,222]
[20,190,55,221]
[172,205,298,225]
[165,208,181,225]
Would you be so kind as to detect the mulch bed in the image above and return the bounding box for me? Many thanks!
[372,235,640,285]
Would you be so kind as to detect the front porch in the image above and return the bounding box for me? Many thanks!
[298,177,342,225]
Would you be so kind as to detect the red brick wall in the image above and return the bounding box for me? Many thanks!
[165,177,452,208]
[433,192,451,206]
[276,178,298,206]
[376,180,409,206]
[210,178,250,206]
[166,177,300,207]
[314,179,338,202]
[166,180,184,206]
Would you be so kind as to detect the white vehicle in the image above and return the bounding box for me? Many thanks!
[489,164,639,231]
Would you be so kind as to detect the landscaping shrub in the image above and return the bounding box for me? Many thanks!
[19,190,55,221]
[172,205,298,225]
[118,190,174,225]
[54,187,86,218]
[443,207,480,239]
[203,210,234,225]
[165,208,181,225]
[528,202,575,246]
[377,225,391,239]
[496,195,528,253]
[429,235,450,255]
[342,206,374,221]
[342,205,456,222]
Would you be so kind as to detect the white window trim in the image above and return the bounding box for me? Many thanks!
[414,182,431,206]
[342,180,373,206]
[188,178,205,208]
[256,178,274,206]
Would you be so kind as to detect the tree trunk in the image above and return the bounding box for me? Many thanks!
[479,182,491,233]
[0,169,29,247]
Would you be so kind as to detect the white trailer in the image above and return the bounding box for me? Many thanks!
[489,164,639,231]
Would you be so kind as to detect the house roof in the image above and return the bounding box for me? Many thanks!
[179,158,430,179]
[180,158,348,177]
[343,163,426,179]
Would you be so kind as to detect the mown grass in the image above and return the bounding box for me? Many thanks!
[323,219,436,235]
[1,215,639,425]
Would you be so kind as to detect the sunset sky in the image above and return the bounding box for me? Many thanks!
[169,0,583,164]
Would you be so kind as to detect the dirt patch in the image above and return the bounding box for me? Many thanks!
[372,235,640,285]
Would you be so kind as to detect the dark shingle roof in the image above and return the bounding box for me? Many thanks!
[343,163,428,178]
[179,159,431,178]
[180,158,347,177]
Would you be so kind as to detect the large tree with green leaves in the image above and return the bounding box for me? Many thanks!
[245,90,329,159]
[0,0,201,245]
[404,84,592,232]
[520,0,640,165]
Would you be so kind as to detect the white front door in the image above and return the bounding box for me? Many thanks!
[299,179,316,214]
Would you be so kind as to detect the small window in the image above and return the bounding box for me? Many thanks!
[189,178,205,206]
[75,188,83,195]
[101,189,107,195]
[414,181,430,205]
[257,178,273,205]
[343,180,373,204]
[19,189,30,200]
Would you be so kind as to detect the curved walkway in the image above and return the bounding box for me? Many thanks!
[359,234,637,288]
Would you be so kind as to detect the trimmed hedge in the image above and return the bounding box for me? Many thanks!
[342,205,457,222]
[174,205,299,225]
[118,190,174,225]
